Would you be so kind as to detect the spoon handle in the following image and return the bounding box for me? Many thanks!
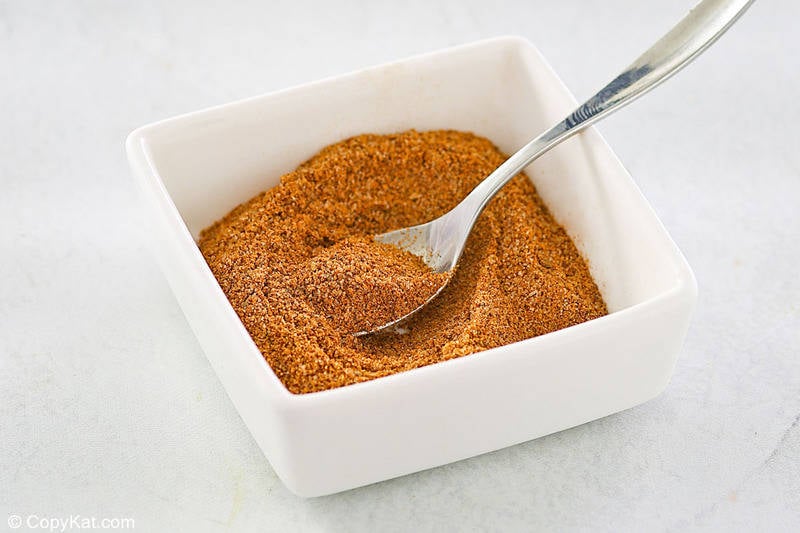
[456,0,754,229]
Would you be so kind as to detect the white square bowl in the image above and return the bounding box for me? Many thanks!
[126,36,697,497]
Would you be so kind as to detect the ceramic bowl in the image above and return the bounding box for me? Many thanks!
[126,36,697,497]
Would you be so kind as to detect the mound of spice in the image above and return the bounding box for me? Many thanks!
[199,130,607,394]
[286,236,448,333]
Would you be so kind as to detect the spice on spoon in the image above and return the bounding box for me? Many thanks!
[199,130,608,394]
[287,235,448,333]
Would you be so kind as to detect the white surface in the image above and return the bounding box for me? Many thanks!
[128,37,697,496]
[1,0,797,529]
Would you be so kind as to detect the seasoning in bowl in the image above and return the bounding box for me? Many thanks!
[199,130,607,394]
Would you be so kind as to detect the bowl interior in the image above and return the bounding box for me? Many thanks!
[138,37,684,314]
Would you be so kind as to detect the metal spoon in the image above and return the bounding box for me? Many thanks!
[358,0,754,336]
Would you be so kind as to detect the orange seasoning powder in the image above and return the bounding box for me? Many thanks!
[199,130,607,394]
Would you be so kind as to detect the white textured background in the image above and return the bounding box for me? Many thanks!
[1,1,798,531]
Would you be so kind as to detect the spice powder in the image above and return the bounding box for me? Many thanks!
[199,130,608,394]
[284,235,449,333]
